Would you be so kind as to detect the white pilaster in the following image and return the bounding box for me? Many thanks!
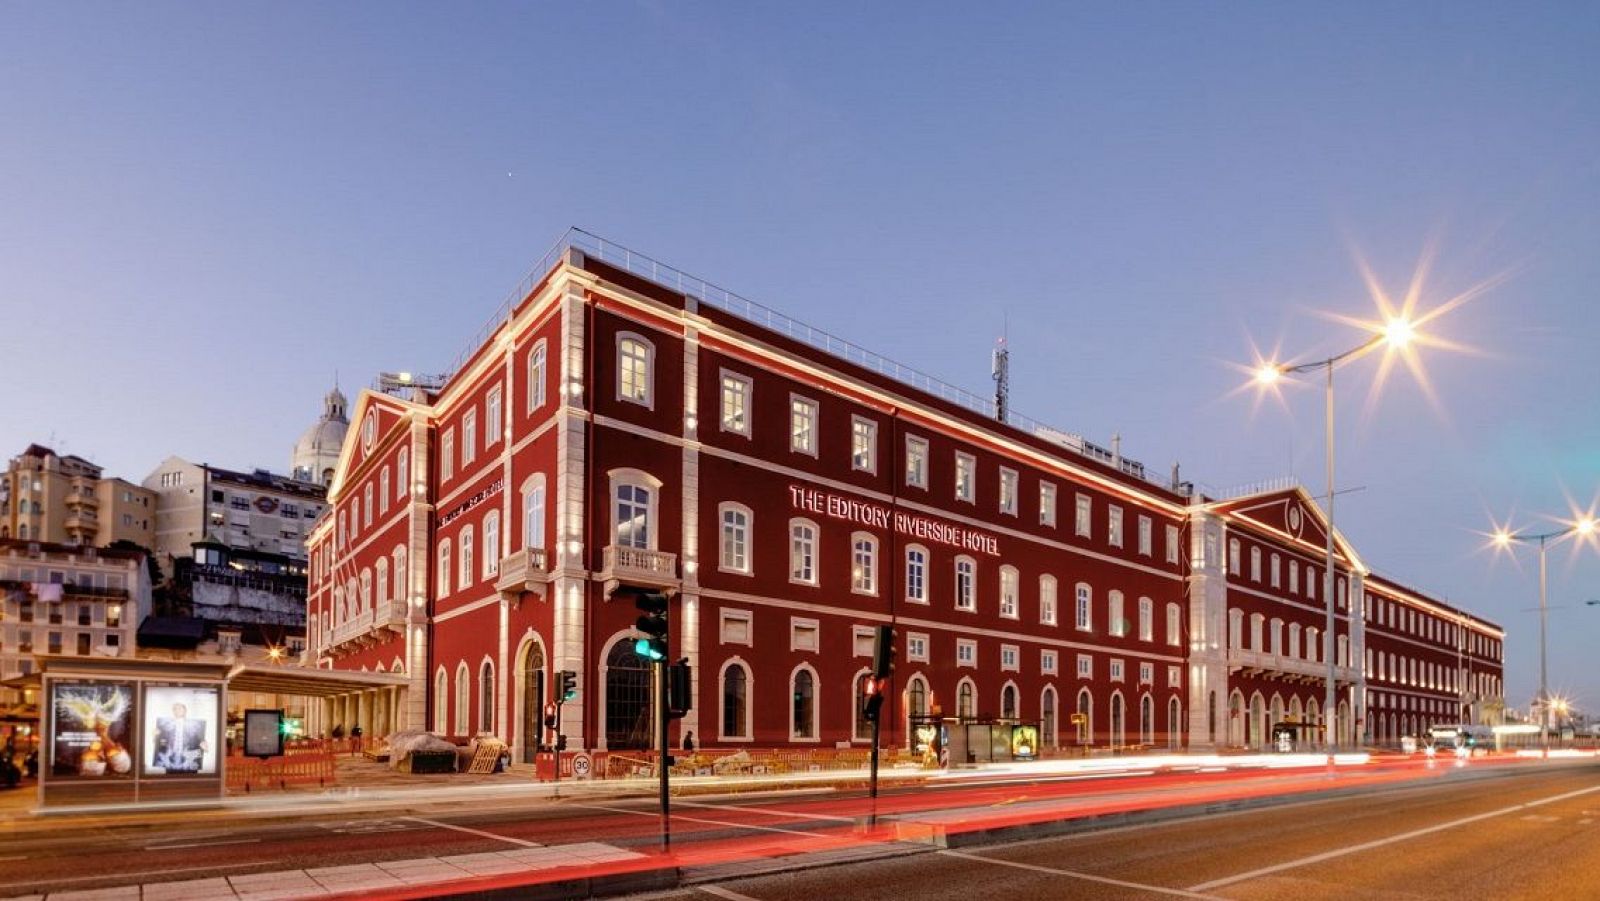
[1186,511,1229,750]
[680,319,702,745]
[553,271,590,747]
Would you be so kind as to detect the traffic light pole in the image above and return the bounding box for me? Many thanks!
[550,699,562,797]
[657,657,671,848]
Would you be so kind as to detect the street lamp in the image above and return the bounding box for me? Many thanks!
[1251,319,1416,757]
[1489,515,1598,753]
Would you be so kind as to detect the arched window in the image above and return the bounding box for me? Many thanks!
[459,525,475,590]
[998,566,1019,618]
[397,448,409,502]
[483,511,500,578]
[853,673,874,741]
[393,545,407,601]
[1076,689,1093,745]
[611,470,659,550]
[1138,596,1153,641]
[438,541,452,597]
[954,556,976,610]
[617,332,655,406]
[792,667,817,740]
[375,558,389,606]
[454,664,469,735]
[1108,591,1126,637]
[1039,574,1058,625]
[1075,583,1093,631]
[1042,686,1058,748]
[905,545,928,603]
[434,668,449,732]
[379,466,391,515]
[479,659,495,735]
[1228,538,1241,574]
[527,340,548,411]
[721,503,752,574]
[958,679,976,719]
[1111,691,1126,748]
[523,474,547,552]
[852,533,878,594]
[1166,602,1181,646]
[1168,696,1183,749]
[789,519,818,585]
[721,660,751,741]
[1001,683,1018,719]
[1140,694,1154,745]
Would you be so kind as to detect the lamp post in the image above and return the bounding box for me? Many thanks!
[1254,317,1416,756]
[1490,519,1597,754]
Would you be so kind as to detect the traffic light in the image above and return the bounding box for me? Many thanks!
[559,670,578,702]
[555,733,568,751]
[862,676,885,722]
[544,712,557,729]
[634,591,669,661]
[668,658,692,719]
[872,624,896,680]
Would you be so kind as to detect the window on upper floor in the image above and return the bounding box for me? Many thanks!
[905,545,928,604]
[1040,574,1058,625]
[955,452,975,502]
[851,417,877,473]
[613,477,654,550]
[998,566,1019,619]
[790,395,818,456]
[458,526,475,590]
[437,541,452,597]
[522,475,546,551]
[955,556,976,611]
[1075,583,1092,631]
[1109,591,1126,637]
[1139,597,1153,641]
[397,449,409,501]
[527,341,548,412]
[1166,602,1181,646]
[1229,539,1241,575]
[905,435,928,488]
[1250,546,1261,581]
[1077,653,1093,678]
[1108,506,1124,548]
[720,370,752,436]
[1166,524,1181,564]
[462,408,478,464]
[1270,554,1281,588]
[788,518,817,584]
[1040,482,1057,526]
[852,532,878,594]
[1138,516,1152,556]
[483,511,500,578]
[720,503,752,574]
[956,639,976,667]
[617,333,654,407]
[441,428,455,481]
[1075,494,1092,537]
[998,468,1018,516]
[485,386,503,446]
[379,467,391,515]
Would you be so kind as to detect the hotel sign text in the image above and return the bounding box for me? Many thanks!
[440,479,503,527]
[788,485,1000,556]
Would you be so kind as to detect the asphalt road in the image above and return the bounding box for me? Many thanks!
[0,759,1594,898]
[636,762,1600,901]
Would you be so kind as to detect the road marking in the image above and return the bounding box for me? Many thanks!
[1581,819,1595,826]
[701,886,765,901]
[319,818,417,834]
[0,862,274,892]
[1521,814,1559,823]
[0,855,26,862]
[403,816,542,848]
[938,849,1219,899]
[582,804,824,839]
[678,800,855,824]
[1189,783,1600,892]
[146,837,262,850]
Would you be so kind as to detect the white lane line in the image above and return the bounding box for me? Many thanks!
[1189,783,1600,892]
[937,849,1219,899]
[701,886,766,901]
[677,800,855,824]
[145,837,262,850]
[0,862,273,891]
[0,855,26,862]
[581,804,823,839]
[403,816,542,848]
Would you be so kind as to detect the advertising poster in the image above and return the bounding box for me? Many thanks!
[50,681,135,778]
[1010,724,1040,760]
[242,709,284,758]
[143,684,220,776]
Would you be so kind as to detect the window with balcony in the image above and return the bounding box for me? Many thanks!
[614,481,653,550]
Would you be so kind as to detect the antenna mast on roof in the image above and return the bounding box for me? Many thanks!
[992,330,1010,424]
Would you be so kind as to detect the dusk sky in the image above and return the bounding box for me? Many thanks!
[4,4,1597,711]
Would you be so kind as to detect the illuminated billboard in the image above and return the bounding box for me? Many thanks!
[142,684,220,776]
[49,681,135,779]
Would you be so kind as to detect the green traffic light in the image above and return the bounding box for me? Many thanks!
[635,637,665,661]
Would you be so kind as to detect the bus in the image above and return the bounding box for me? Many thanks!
[1427,724,1494,756]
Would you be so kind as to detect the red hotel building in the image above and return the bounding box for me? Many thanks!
[304,232,1504,761]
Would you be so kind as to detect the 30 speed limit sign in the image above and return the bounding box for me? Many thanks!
[571,752,593,779]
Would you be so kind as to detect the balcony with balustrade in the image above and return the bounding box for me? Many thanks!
[373,597,407,634]
[495,547,550,599]
[599,545,679,597]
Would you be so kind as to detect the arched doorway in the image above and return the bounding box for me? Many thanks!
[1168,696,1182,749]
[1110,692,1125,749]
[1228,691,1244,747]
[1250,693,1266,749]
[906,676,928,750]
[605,640,653,750]
[1041,686,1058,749]
[518,639,546,763]
[1076,689,1093,747]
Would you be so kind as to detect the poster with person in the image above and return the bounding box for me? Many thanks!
[50,681,135,778]
[142,684,220,776]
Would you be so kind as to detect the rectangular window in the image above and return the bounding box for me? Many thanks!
[1000,645,1019,672]
[1270,554,1281,588]
[1075,584,1092,631]
[1077,654,1093,678]
[1109,592,1126,637]
[1250,547,1261,581]
[1110,659,1125,682]
[1289,560,1299,594]
[790,395,818,455]
[1168,665,1181,688]
[956,639,977,668]
[1166,603,1180,646]
[851,416,878,473]
[1040,576,1057,625]
[441,428,455,481]
[1041,650,1058,675]
[528,343,548,412]
[1040,482,1057,526]
[907,632,929,663]
[790,618,819,653]
[789,521,816,584]
[1138,516,1152,556]
[905,547,927,603]
[720,506,750,574]
[720,371,753,436]
[1075,494,1092,537]
[720,609,753,646]
[485,386,503,446]
[1108,506,1124,547]
[1138,597,1153,642]
[955,452,976,502]
[853,627,875,658]
[851,535,877,594]
[379,470,390,515]
[955,558,976,611]
[462,408,477,464]
[905,435,928,488]
[999,567,1018,619]
[619,336,653,405]
[1166,525,1180,564]
[998,468,1018,515]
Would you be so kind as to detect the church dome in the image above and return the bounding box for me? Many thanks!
[292,386,349,485]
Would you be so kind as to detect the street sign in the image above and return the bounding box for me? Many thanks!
[571,752,593,779]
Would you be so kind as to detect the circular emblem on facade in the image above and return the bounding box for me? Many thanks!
[254,496,279,514]
[1288,505,1303,534]
[361,410,377,454]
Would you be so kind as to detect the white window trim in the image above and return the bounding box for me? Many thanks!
[462,407,478,464]
[904,543,930,605]
[1000,643,1020,673]
[954,555,977,612]
[485,386,503,447]
[719,368,754,437]
[955,451,976,503]
[718,501,754,576]
[1110,658,1126,683]
[718,658,754,742]
[608,468,662,551]
[719,608,753,647]
[789,393,819,457]
[852,624,876,658]
[790,616,821,653]
[906,631,930,663]
[1075,582,1093,632]
[527,340,548,413]
[615,330,656,409]
[1108,506,1124,548]
[956,638,978,669]
[788,517,819,586]
[850,415,878,474]
[1138,515,1152,556]
[998,467,1018,516]
[998,564,1020,620]
[1041,649,1059,675]
[1039,574,1058,626]
[789,663,821,743]
[905,434,929,489]
[1040,481,1057,527]
[1075,494,1092,538]
[850,531,879,596]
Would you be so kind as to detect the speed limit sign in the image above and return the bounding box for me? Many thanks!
[571,752,593,780]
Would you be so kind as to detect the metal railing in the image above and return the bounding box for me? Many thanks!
[1209,475,1302,501]
[602,545,678,578]
[437,229,1181,492]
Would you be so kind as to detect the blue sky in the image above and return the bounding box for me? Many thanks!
[3,3,1597,712]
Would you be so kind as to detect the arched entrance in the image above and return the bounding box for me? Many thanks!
[517,639,546,763]
[1228,691,1245,747]
[906,676,928,750]
[605,640,653,750]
